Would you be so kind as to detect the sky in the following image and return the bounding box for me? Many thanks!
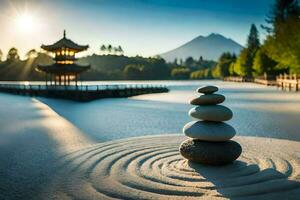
[0,0,274,59]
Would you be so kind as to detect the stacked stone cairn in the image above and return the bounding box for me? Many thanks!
[180,85,242,165]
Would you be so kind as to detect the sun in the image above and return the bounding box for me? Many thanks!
[15,13,36,33]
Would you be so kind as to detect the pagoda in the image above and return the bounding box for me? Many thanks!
[37,30,90,86]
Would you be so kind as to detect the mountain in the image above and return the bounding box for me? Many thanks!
[159,33,243,62]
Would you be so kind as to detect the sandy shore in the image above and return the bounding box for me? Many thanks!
[0,93,299,199]
[0,94,93,199]
[41,135,300,200]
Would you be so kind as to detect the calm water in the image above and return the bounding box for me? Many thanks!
[38,80,300,142]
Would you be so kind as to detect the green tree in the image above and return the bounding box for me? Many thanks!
[253,48,278,76]
[263,0,300,73]
[190,68,212,79]
[185,57,194,67]
[7,47,19,61]
[107,44,112,54]
[100,45,106,54]
[124,64,144,79]
[173,58,178,66]
[118,45,124,55]
[215,52,237,78]
[236,24,260,77]
[198,56,203,63]
[247,24,260,52]
[228,62,237,76]
[26,49,38,59]
[171,67,190,79]
[262,0,299,33]
[179,58,183,65]
[143,57,169,79]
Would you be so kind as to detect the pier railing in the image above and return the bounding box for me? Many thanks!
[0,83,166,90]
[223,76,253,82]
[254,74,277,86]
[276,74,300,91]
[0,83,169,101]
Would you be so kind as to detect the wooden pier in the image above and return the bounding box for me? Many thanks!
[0,83,169,102]
[254,74,277,86]
[223,76,253,82]
[224,74,300,92]
[276,74,300,91]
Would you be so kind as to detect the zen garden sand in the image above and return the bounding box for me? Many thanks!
[0,82,299,199]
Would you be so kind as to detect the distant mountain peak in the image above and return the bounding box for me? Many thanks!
[207,33,222,37]
[159,33,243,62]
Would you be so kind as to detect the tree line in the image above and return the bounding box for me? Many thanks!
[169,56,216,79]
[100,44,124,55]
[0,44,217,80]
[213,0,300,78]
[0,44,124,62]
[0,48,38,61]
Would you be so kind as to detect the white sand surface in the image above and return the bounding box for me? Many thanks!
[0,93,300,199]
[43,135,300,200]
[0,94,92,199]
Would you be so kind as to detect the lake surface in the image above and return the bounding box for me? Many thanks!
[38,80,300,142]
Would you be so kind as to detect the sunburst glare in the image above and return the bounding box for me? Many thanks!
[15,13,36,33]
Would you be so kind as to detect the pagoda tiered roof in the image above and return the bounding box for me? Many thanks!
[37,30,90,86]
[41,31,89,53]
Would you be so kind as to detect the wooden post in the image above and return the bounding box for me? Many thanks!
[45,73,48,87]
[264,72,267,80]
[58,75,61,86]
[279,74,282,90]
[75,75,77,88]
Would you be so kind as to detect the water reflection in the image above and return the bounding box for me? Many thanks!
[39,80,300,142]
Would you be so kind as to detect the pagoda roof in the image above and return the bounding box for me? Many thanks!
[37,63,90,75]
[41,30,89,53]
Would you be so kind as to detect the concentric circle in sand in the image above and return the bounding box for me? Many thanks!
[47,135,300,200]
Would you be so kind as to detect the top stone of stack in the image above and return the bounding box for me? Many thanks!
[197,86,218,94]
[191,85,225,106]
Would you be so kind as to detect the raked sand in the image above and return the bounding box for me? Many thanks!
[0,93,299,199]
[42,135,300,200]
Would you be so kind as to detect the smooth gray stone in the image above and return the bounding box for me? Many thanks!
[197,86,218,94]
[183,121,236,141]
[190,94,225,105]
[189,105,233,122]
[180,139,242,165]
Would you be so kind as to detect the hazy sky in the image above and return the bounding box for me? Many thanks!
[0,0,274,58]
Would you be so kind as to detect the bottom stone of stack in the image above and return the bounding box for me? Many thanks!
[179,139,242,165]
